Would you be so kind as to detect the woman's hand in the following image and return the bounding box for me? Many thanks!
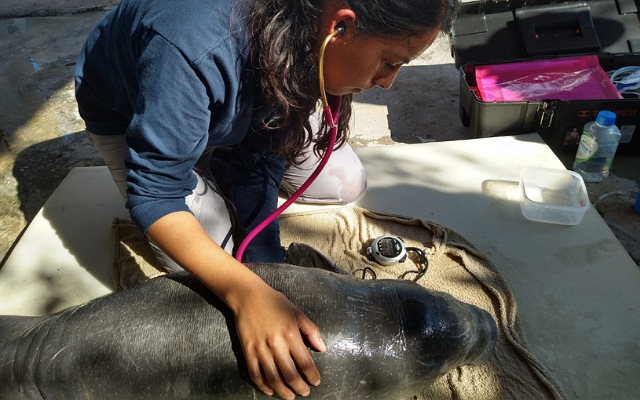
[231,283,326,399]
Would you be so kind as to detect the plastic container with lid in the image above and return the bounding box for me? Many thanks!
[519,167,591,225]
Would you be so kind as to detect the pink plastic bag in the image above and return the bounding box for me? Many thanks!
[475,55,622,102]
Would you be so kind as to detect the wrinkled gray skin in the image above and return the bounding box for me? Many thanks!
[0,263,497,400]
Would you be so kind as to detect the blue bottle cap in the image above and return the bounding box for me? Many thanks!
[596,110,616,126]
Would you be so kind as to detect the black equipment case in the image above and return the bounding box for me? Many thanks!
[450,0,640,155]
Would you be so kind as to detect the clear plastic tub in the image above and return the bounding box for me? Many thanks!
[519,167,591,225]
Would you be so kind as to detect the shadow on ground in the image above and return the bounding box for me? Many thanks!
[13,132,104,221]
[2,132,104,266]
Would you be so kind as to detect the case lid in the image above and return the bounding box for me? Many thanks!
[451,0,640,68]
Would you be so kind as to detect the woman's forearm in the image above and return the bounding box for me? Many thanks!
[145,210,264,309]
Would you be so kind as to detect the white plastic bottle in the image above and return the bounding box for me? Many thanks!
[572,110,622,183]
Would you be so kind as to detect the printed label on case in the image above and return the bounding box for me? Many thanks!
[575,131,598,162]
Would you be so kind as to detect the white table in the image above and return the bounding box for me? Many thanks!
[352,134,640,400]
[1,133,638,399]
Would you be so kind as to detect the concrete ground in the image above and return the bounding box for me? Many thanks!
[0,3,638,270]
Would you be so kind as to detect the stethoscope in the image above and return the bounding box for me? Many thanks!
[235,27,344,261]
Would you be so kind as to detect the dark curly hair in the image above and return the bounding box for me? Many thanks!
[245,0,460,163]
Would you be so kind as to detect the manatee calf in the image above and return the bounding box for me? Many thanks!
[0,263,497,399]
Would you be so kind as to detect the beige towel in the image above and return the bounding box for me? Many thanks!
[112,206,566,399]
[279,206,565,400]
[111,218,166,291]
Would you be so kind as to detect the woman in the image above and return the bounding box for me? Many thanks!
[74,0,459,398]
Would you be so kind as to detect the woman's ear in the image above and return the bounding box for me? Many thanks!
[327,7,356,38]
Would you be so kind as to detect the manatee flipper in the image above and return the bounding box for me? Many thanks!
[284,242,349,274]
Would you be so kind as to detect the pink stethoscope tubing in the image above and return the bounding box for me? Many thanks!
[234,28,343,262]
[234,98,341,262]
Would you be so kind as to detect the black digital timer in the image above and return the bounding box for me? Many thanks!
[366,235,408,266]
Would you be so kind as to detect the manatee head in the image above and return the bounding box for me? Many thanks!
[396,282,498,378]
